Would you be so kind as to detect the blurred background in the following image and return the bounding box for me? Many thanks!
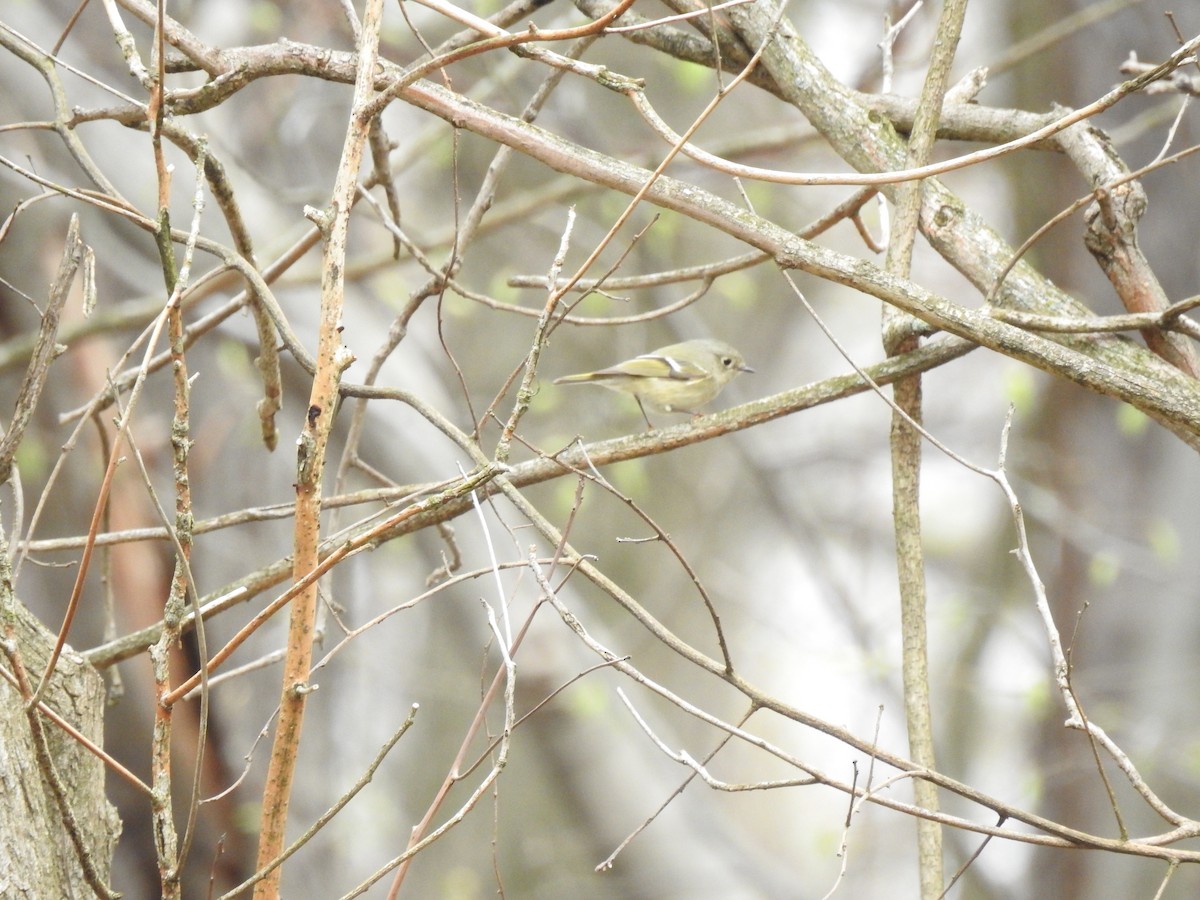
[2,0,1200,896]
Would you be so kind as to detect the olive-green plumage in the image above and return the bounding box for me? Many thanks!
[554,339,753,415]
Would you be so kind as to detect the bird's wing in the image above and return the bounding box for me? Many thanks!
[620,352,707,381]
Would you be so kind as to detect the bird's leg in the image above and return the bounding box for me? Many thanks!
[635,398,654,431]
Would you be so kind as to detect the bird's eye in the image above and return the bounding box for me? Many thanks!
[721,356,734,368]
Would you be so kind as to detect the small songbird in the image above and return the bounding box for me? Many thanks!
[554,338,753,426]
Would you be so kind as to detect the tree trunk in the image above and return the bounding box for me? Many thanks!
[0,593,120,897]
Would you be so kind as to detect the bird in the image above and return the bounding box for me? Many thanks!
[553,338,753,427]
